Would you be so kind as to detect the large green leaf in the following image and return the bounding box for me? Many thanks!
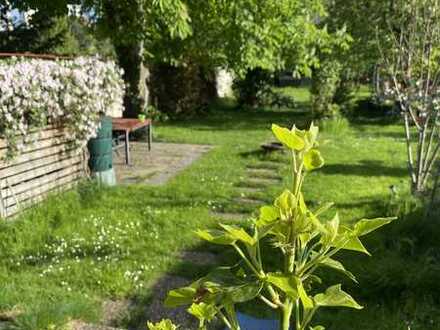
[226,282,264,303]
[266,273,299,299]
[195,229,236,245]
[257,205,279,226]
[306,122,319,147]
[188,303,217,322]
[165,286,197,307]
[198,267,263,304]
[322,213,340,244]
[298,279,314,310]
[304,149,324,171]
[220,224,256,246]
[333,234,370,255]
[318,256,357,283]
[314,285,363,309]
[275,190,296,216]
[272,124,305,150]
[314,202,334,217]
[310,326,325,330]
[147,320,179,330]
[353,217,396,237]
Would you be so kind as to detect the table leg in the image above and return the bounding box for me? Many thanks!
[147,124,152,151]
[125,131,130,165]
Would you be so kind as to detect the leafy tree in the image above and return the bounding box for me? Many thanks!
[148,0,346,109]
[324,0,396,82]
[5,0,192,116]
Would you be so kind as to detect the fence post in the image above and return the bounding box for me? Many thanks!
[0,179,5,219]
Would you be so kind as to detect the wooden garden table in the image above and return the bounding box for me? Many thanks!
[112,118,152,166]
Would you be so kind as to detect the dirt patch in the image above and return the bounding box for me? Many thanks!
[143,275,198,329]
[114,142,213,185]
[68,320,124,330]
[180,251,219,265]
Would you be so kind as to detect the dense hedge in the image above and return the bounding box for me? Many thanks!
[0,57,124,159]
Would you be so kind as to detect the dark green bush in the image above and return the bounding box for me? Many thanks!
[149,63,217,117]
[232,68,274,108]
[311,59,342,118]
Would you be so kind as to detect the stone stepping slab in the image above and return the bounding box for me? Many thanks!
[246,168,281,180]
[244,177,280,188]
[210,211,248,222]
[236,186,262,194]
[246,162,280,170]
[235,191,268,203]
[233,197,265,206]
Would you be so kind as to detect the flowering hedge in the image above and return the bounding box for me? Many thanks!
[0,57,125,159]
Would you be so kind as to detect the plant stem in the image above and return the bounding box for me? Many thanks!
[281,300,293,330]
[295,299,301,330]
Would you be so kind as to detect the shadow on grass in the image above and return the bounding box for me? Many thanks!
[318,160,407,177]
[163,105,309,132]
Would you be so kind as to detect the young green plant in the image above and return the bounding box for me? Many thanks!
[160,123,395,330]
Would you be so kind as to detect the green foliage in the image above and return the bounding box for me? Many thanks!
[0,12,115,57]
[311,59,343,119]
[149,63,217,116]
[324,0,394,81]
[149,0,334,75]
[0,87,427,329]
[164,123,395,330]
[233,69,274,108]
[147,319,179,330]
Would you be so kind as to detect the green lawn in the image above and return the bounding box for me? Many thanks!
[1,88,439,330]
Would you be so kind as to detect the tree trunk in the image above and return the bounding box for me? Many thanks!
[115,42,149,118]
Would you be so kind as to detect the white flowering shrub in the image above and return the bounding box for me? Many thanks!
[0,56,125,159]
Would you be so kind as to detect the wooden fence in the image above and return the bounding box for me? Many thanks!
[0,126,88,219]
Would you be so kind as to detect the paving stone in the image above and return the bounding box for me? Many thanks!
[246,162,280,170]
[246,168,281,180]
[210,211,248,222]
[245,177,280,186]
[114,142,213,185]
[233,197,265,205]
[236,186,261,194]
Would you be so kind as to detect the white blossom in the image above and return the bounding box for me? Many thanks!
[0,56,125,159]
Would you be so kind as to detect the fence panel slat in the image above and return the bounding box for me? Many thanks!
[0,125,88,219]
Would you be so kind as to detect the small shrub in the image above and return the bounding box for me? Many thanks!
[311,59,342,118]
[233,68,274,108]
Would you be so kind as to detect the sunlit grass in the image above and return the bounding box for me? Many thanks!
[0,87,436,330]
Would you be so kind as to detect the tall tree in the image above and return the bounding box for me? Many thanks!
[5,0,192,116]
[379,0,440,194]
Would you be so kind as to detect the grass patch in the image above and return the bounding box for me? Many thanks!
[0,87,436,329]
